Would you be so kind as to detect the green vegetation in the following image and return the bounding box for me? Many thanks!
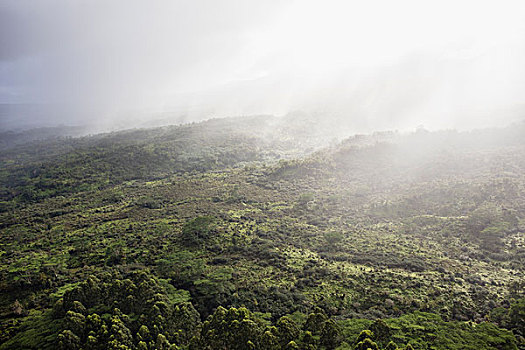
[1,116,524,349]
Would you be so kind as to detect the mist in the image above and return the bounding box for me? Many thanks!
[1,0,525,132]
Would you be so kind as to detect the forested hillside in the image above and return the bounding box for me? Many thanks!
[1,117,524,349]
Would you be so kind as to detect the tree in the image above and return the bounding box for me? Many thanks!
[509,298,525,337]
[304,308,328,335]
[369,319,391,344]
[285,340,299,350]
[301,331,317,349]
[355,338,379,350]
[156,334,171,350]
[355,330,374,344]
[172,302,202,345]
[385,341,398,350]
[320,319,342,350]
[325,231,344,251]
[181,216,216,247]
[260,329,280,350]
[198,307,264,350]
[65,311,86,339]
[58,330,81,350]
[276,316,300,347]
[85,335,99,350]
[108,314,133,349]
[137,325,151,343]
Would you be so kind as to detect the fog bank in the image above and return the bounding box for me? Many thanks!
[1,0,525,132]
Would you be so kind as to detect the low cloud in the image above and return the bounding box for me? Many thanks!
[1,0,524,131]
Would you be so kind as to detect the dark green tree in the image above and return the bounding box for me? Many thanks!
[276,316,300,347]
[107,314,133,349]
[509,298,525,336]
[301,330,317,349]
[156,333,171,350]
[172,302,202,345]
[137,325,151,343]
[260,329,280,350]
[355,338,380,350]
[369,319,391,344]
[198,306,264,350]
[181,216,216,247]
[320,319,342,350]
[355,330,375,344]
[65,311,86,338]
[304,308,328,335]
[385,341,399,350]
[58,330,81,350]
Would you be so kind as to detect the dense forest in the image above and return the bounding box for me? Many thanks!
[0,116,524,349]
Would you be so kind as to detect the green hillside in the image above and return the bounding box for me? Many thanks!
[1,117,524,349]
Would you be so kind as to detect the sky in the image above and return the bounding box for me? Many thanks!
[1,0,525,131]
